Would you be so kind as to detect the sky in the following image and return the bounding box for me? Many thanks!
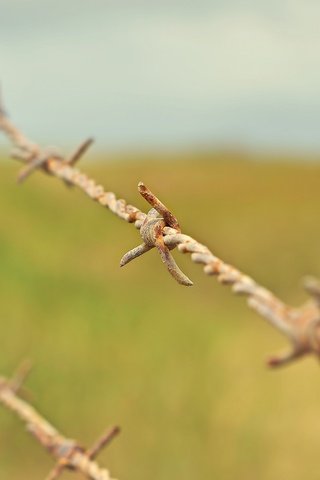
[1,0,320,151]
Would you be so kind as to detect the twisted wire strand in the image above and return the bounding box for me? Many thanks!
[1,104,320,366]
[0,374,117,480]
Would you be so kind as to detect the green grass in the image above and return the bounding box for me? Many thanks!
[1,154,320,480]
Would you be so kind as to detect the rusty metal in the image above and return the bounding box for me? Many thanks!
[87,426,121,461]
[163,227,320,367]
[120,206,193,286]
[0,103,146,226]
[138,181,180,230]
[1,99,320,367]
[66,137,95,166]
[0,365,119,480]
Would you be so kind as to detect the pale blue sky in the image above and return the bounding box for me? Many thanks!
[1,0,320,151]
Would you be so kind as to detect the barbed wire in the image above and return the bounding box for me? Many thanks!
[0,361,119,480]
[1,100,320,368]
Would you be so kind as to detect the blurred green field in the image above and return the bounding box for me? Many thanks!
[1,153,320,480]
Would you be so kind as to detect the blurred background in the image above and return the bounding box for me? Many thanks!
[1,1,320,480]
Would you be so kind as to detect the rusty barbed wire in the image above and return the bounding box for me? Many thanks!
[1,100,320,367]
[120,195,193,286]
[0,363,119,480]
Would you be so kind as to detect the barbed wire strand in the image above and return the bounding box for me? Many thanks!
[0,364,119,480]
[1,102,320,367]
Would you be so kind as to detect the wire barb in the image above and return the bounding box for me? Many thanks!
[120,197,193,286]
[87,426,121,460]
[9,358,33,394]
[67,137,94,166]
[17,154,50,183]
[138,181,180,230]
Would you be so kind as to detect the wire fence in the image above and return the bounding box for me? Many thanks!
[1,99,319,368]
[1,98,320,478]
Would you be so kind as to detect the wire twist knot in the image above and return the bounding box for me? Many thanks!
[140,210,165,247]
[120,184,193,286]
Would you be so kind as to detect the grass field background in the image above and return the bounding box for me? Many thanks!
[1,154,320,479]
